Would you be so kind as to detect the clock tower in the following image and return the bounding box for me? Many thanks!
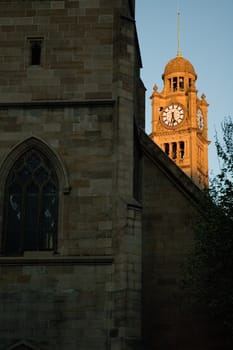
[150,54,210,189]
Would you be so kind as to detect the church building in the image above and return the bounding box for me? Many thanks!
[0,1,230,350]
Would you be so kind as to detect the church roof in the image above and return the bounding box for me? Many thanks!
[163,56,197,78]
[138,128,205,209]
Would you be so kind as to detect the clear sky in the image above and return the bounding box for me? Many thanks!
[135,0,233,178]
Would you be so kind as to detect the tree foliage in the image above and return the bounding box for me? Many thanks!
[212,116,233,219]
[185,116,233,334]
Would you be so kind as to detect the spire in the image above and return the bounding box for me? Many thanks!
[177,11,182,57]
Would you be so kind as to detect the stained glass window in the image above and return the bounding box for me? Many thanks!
[3,149,58,255]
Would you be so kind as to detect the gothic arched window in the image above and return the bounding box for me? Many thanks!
[2,149,59,256]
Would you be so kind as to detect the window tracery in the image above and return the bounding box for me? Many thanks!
[3,149,58,255]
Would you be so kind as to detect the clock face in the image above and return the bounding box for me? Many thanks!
[161,104,184,128]
[197,108,204,131]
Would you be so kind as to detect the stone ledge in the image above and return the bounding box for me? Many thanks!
[0,255,113,266]
[0,99,115,109]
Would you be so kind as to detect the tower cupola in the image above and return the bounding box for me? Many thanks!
[162,56,197,94]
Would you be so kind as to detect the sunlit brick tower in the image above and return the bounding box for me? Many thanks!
[150,14,210,189]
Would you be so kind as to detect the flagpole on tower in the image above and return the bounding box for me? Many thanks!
[177,10,182,57]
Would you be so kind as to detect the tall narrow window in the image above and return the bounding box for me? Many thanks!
[179,141,185,159]
[179,77,184,90]
[173,77,177,91]
[164,143,169,156]
[3,149,58,255]
[30,39,43,65]
[172,142,177,159]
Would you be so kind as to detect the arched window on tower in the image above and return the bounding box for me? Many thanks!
[172,77,178,91]
[2,149,59,256]
[179,77,184,90]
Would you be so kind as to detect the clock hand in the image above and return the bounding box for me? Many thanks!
[171,112,175,123]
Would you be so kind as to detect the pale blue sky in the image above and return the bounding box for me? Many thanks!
[135,0,233,177]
